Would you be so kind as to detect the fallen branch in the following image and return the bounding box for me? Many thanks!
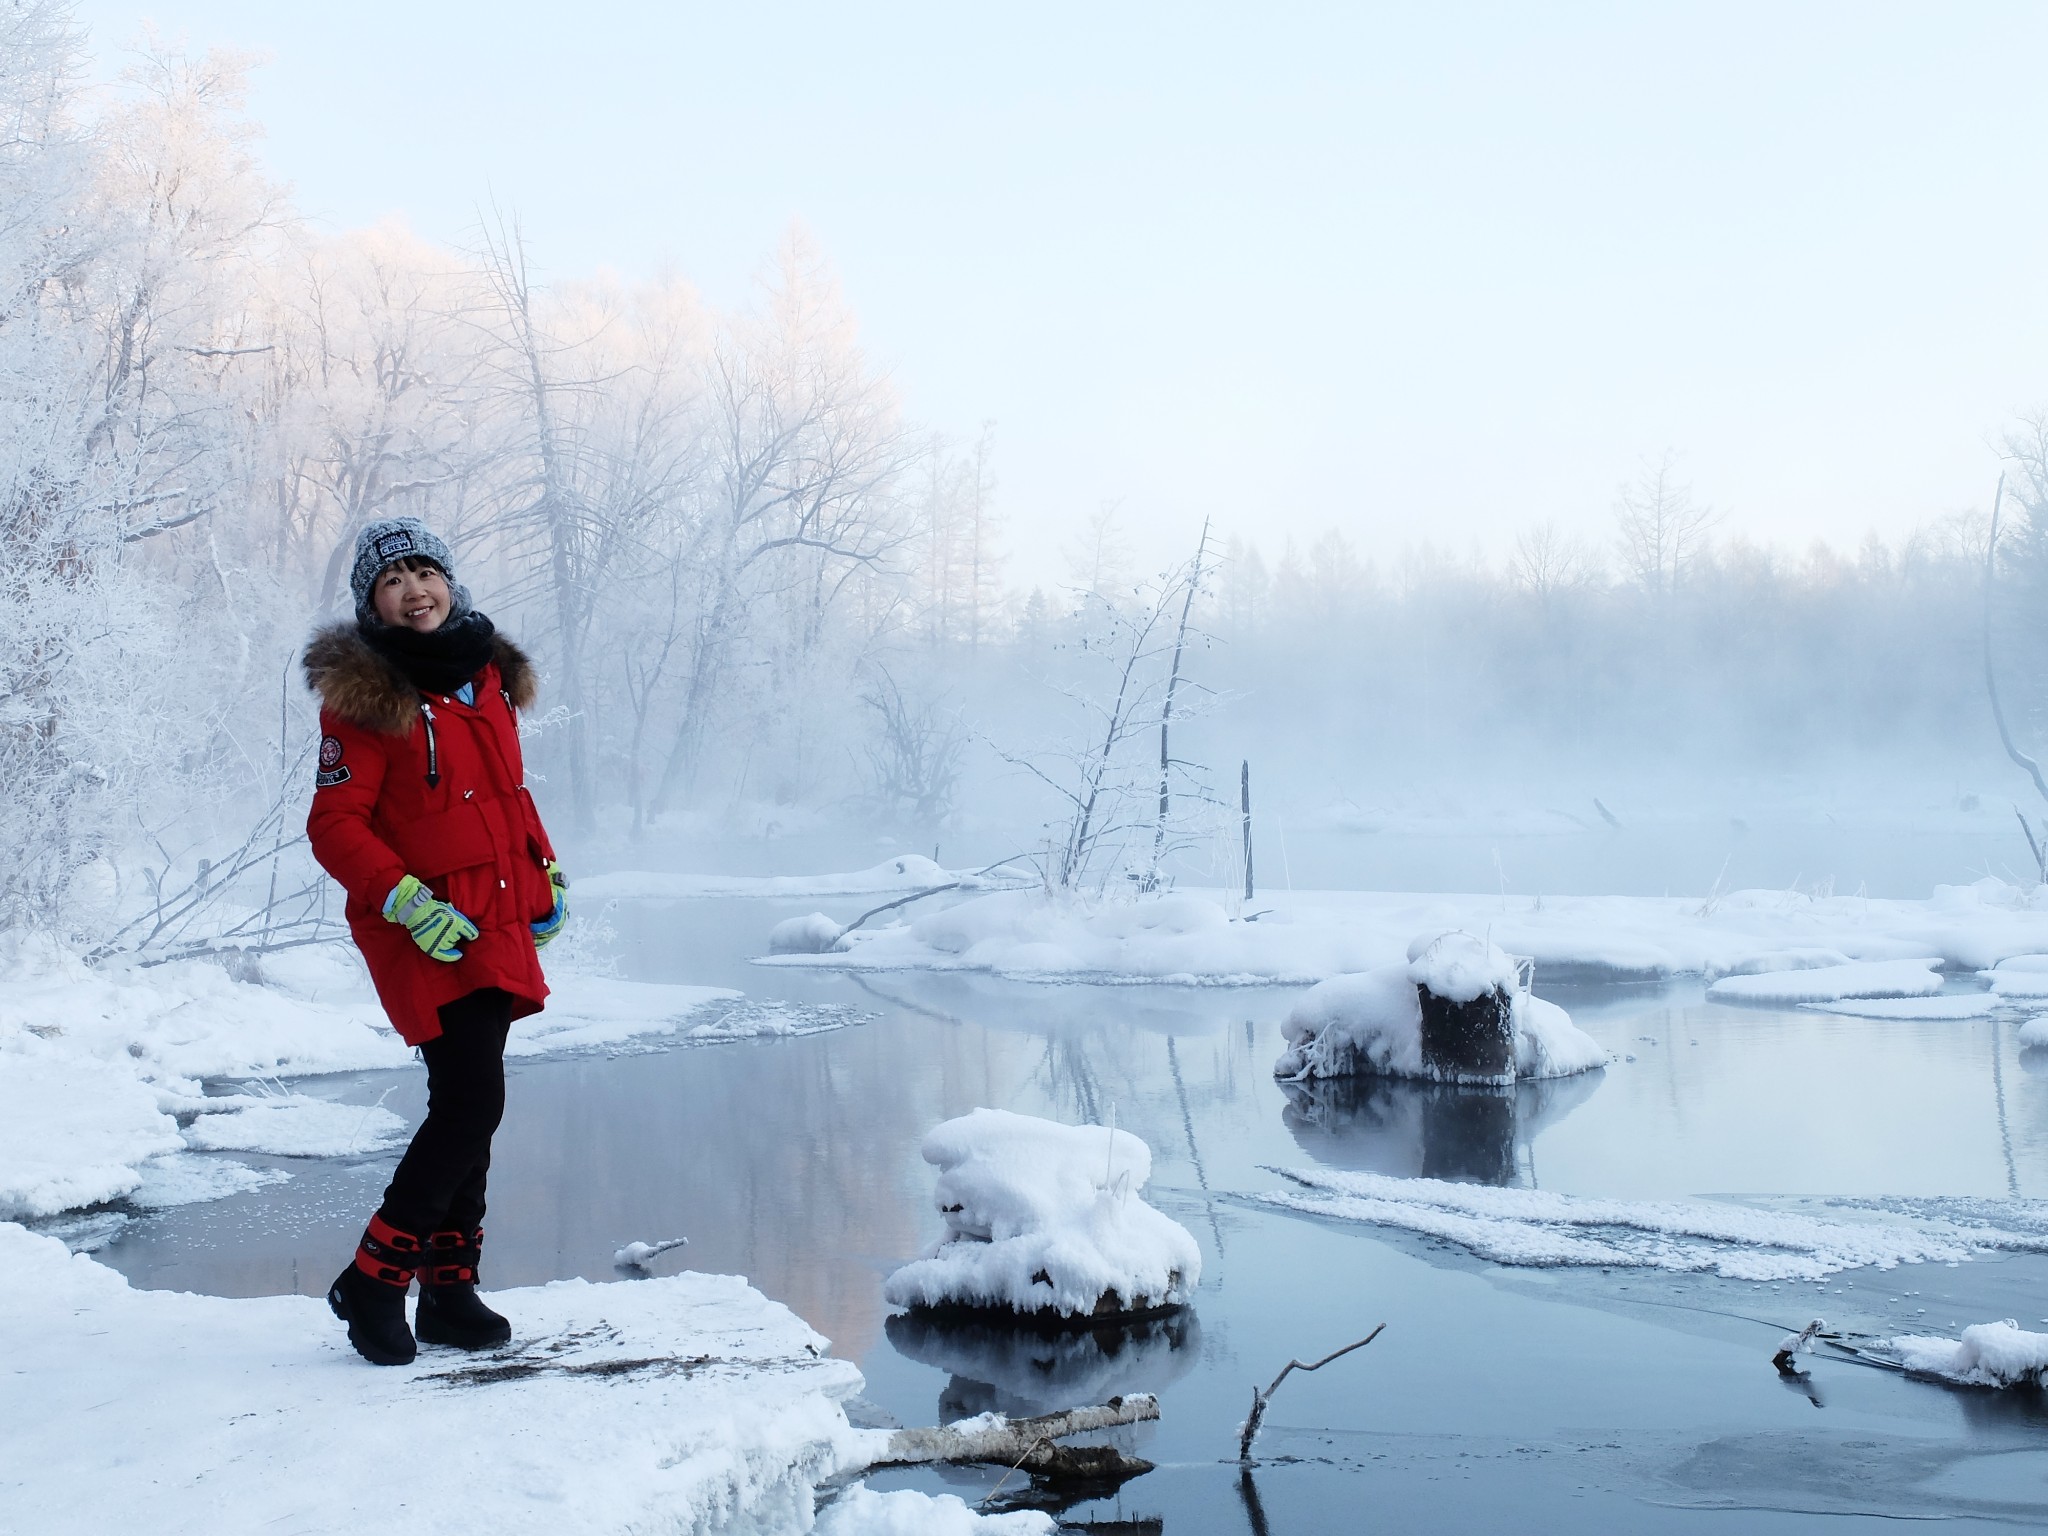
[838,882,961,939]
[1238,1327,1384,1462]
[873,1394,1158,1470]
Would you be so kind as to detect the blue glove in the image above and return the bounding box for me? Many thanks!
[532,860,569,949]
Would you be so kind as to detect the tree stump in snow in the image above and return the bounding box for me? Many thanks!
[1416,980,1514,1082]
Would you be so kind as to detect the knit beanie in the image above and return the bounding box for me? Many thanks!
[348,518,473,625]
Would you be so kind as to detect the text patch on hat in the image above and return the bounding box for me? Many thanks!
[315,734,351,786]
[375,530,416,560]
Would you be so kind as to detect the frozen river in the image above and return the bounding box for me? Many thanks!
[97,895,2048,1531]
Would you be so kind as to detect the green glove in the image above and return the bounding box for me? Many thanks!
[532,860,569,949]
[383,875,478,963]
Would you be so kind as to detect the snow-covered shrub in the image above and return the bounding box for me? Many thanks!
[1274,932,1607,1085]
[883,1108,1200,1321]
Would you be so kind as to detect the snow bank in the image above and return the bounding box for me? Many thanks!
[884,1109,1200,1320]
[579,855,1028,901]
[816,1486,1053,1535]
[1706,959,1944,1005]
[1983,955,2048,997]
[763,878,2048,986]
[0,1221,1014,1534]
[1272,936,1606,1086]
[0,1043,182,1217]
[1890,1321,2048,1388]
[2018,1016,2048,1049]
[1258,1168,2048,1281]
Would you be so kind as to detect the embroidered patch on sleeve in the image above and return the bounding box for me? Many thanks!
[315,734,351,786]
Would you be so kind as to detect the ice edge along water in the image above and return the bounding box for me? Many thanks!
[1256,1167,2048,1282]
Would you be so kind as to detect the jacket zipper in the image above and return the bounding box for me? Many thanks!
[419,701,441,788]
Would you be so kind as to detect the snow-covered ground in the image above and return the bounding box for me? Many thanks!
[883,1109,1200,1319]
[579,855,1029,901]
[1257,1168,2048,1282]
[0,1222,1049,1534]
[759,879,2048,985]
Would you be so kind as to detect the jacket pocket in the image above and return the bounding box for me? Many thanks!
[384,802,499,923]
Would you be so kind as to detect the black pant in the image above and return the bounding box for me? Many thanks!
[379,987,512,1236]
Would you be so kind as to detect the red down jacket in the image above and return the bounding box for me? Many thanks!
[304,622,556,1045]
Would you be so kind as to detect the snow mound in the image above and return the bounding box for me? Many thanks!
[1985,962,2048,997]
[1891,1321,2048,1388]
[2018,1016,2048,1049]
[1258,1168,2045,1281]
[1706,958,1945,1005]
[816,1485,1054,1535]
[0,1221,927,1534]
[883,1109,1200,1320]
[771,912,847,953]
[1800,994,1996,1020]
[1274,937,1606,1085]
[181,1098,407,1157]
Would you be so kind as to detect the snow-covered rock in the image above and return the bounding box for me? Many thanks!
[1706,958,1945,1005]
[1273,935,1606,1086]
[883,1109,1200,1321]
[1891,1320,2048,1388]
[2018,1016,2048,1049]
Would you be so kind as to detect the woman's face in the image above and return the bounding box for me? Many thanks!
[372,562,452,632]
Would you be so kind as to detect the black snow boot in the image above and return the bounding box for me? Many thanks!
[328,1213,422,1366]
[415,1226,511,1350]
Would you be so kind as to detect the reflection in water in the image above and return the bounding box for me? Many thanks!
[886,1306,1202,1421]
[1278,1070,1603,1185]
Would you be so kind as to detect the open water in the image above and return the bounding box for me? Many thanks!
[95,893,2048,1532]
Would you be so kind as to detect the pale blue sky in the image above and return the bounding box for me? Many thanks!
[70,1,2048,580]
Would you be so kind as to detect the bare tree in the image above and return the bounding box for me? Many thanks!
[1613,451,1717,595]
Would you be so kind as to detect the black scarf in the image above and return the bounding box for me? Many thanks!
[359,610,498,696]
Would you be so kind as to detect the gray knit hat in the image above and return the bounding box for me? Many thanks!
[348,517,473,624]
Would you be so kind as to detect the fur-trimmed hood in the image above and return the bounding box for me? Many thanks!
[303,622,538,735]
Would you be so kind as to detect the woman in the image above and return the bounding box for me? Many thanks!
[304,517,567,1366]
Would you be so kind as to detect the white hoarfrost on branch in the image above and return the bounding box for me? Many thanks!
[884,1109,1200,1321]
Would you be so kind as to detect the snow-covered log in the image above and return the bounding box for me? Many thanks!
[884,1110,1200,1323]
[871,1394,1159,1469]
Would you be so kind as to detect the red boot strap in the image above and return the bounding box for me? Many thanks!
[352,1245,417,1287]
[366,1214,424,1253]
[422,1260,478,1286]
[355,1215,423,1286]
